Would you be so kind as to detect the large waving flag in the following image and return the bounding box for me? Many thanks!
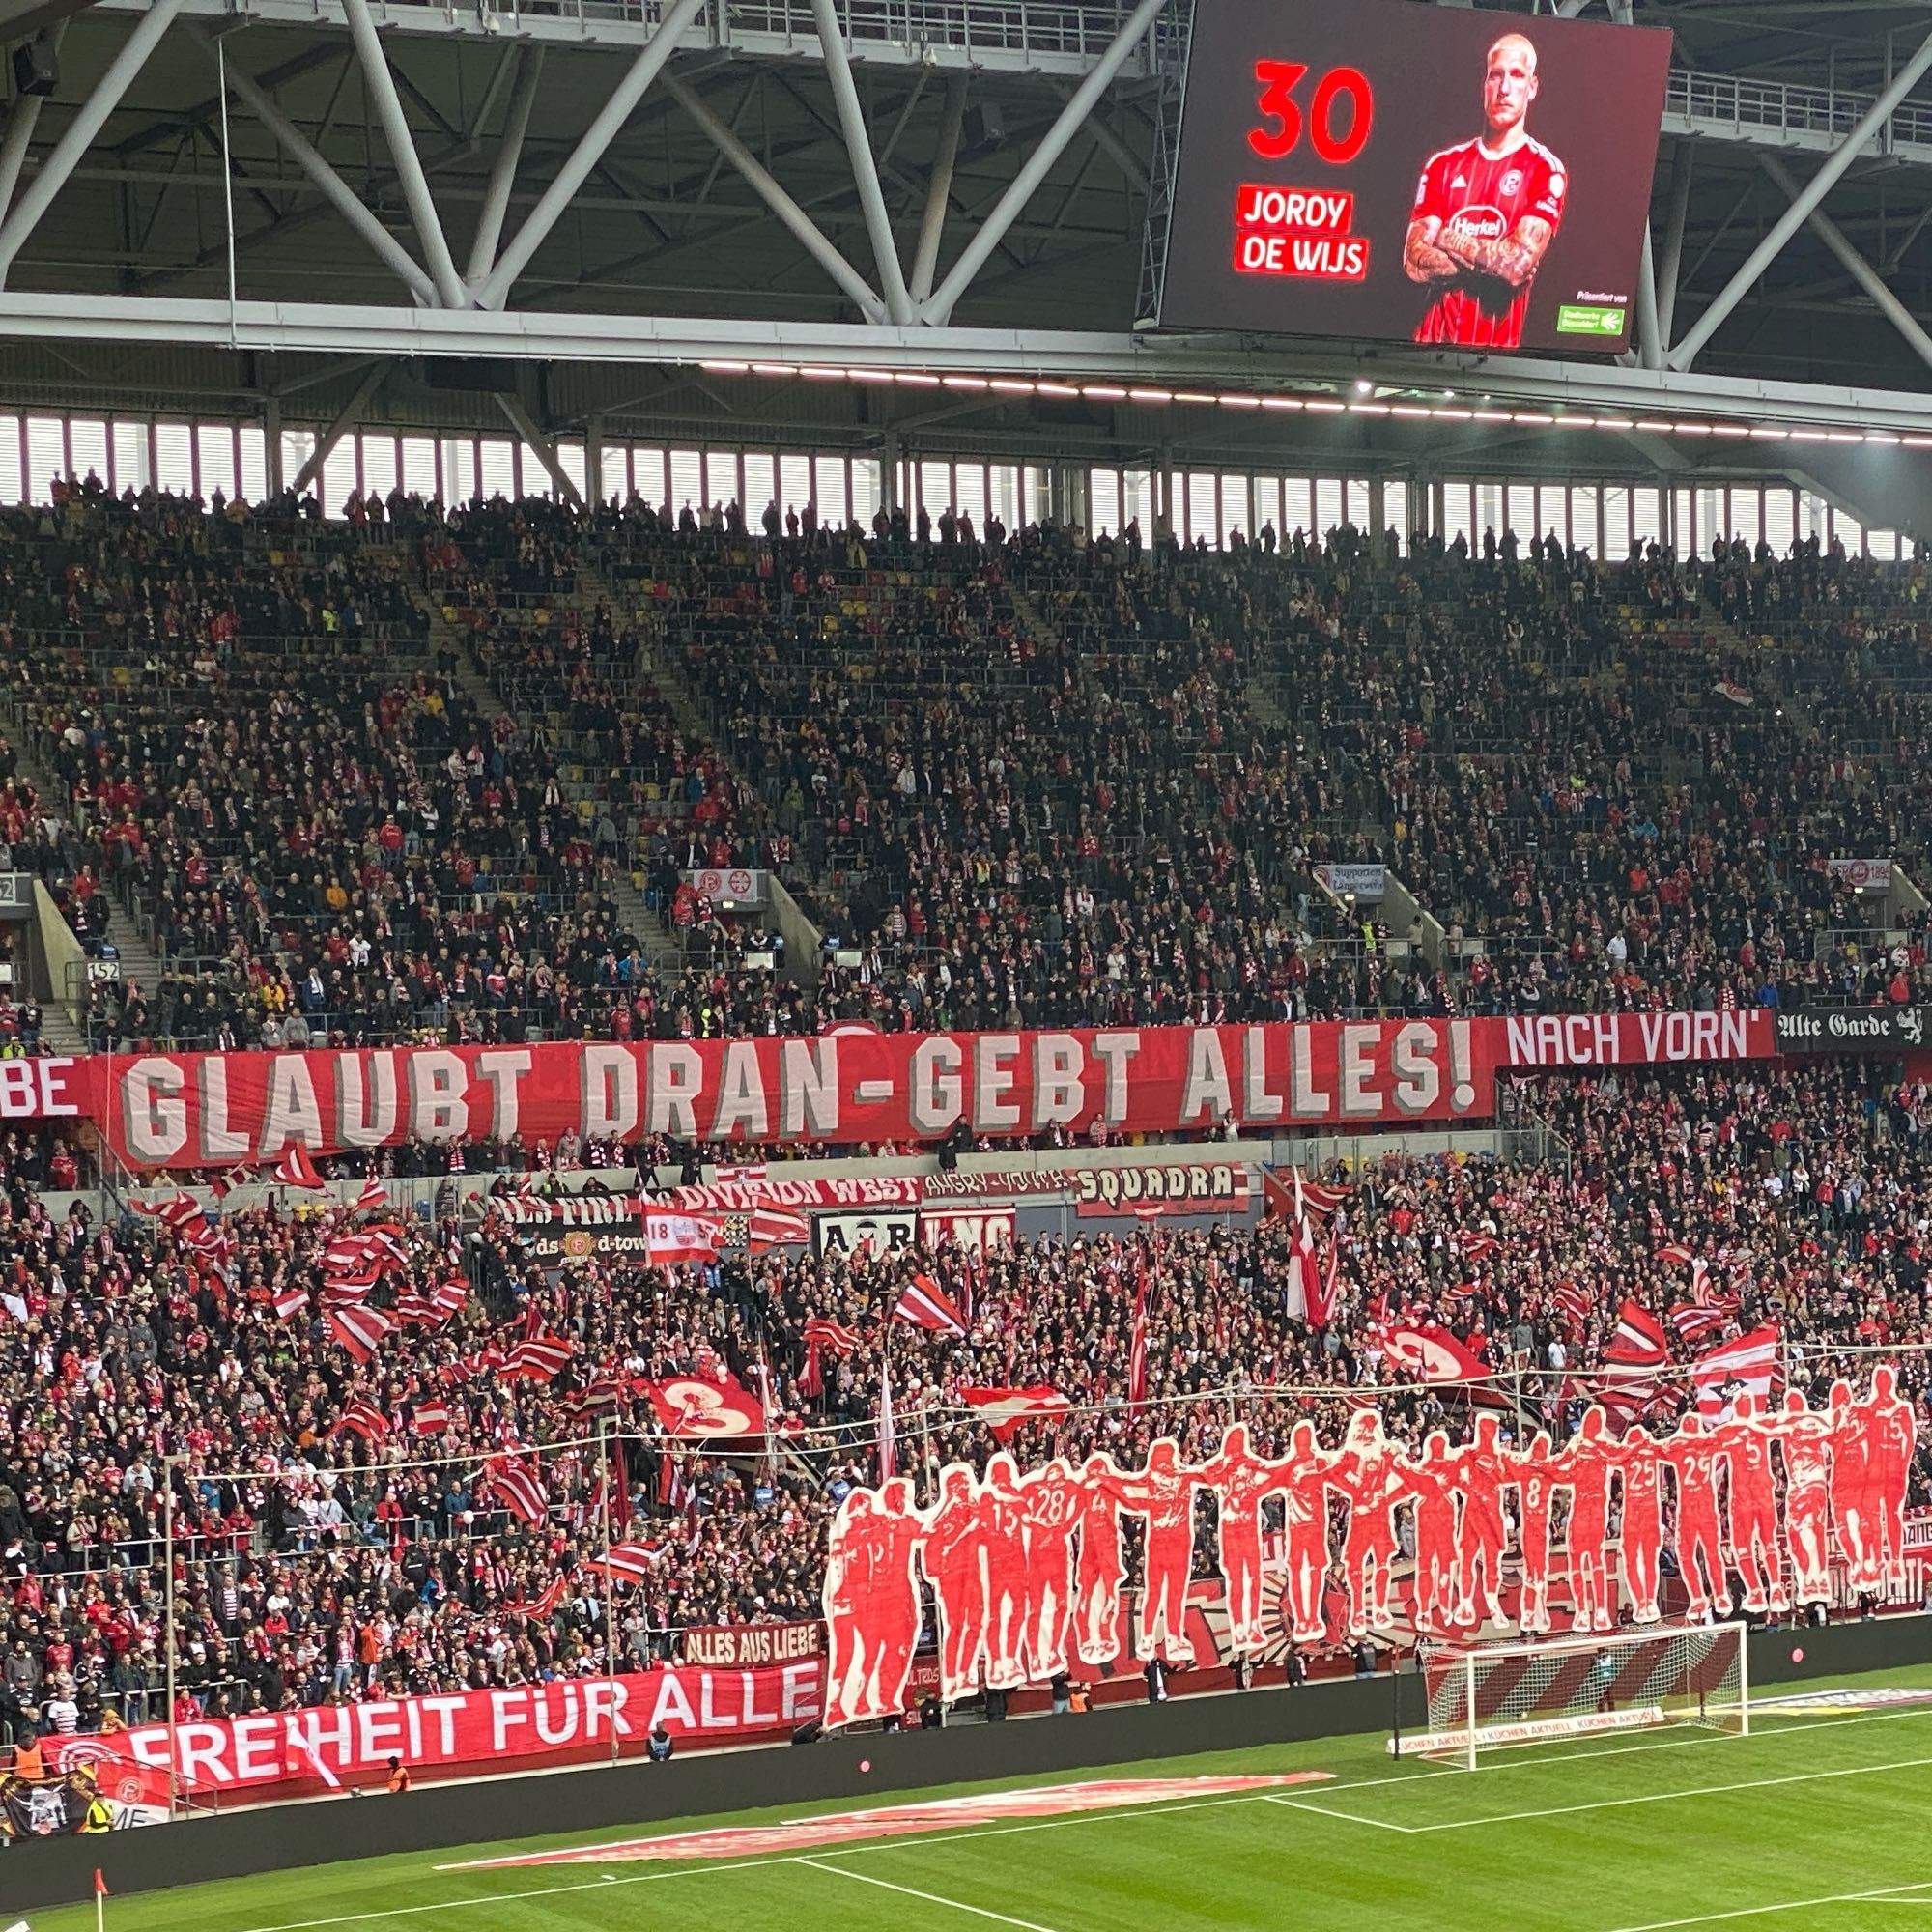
[957,1385,1072,1442]
[893,1273,967,1335]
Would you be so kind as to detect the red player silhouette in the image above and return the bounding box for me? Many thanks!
[923,1463,991,1702]
[1610,1424,1666,1624]
[1277,1418,1337,1645]
[1826,1378,1874,1589]
[1070,1451,1131,1666]
[1512,1428,1561,1635]
[1118,1439,1202,1664]
[1852,1366,1916,1595]
[1406,1428,1463,1637]
[1659,1415,1726,1619]
[1712,1392,1785,1614]
[980,1452,1032,1690]
[1015,1457,1081,1681]
[1455,1410,1511,1628]
[1202,1422,1277,1657]
[1778,1389,1833,1605]
[1330,1410,1407,1634]
[1555,1406,1616,1633]
[823,1478,926,1728]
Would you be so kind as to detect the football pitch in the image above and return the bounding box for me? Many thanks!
[29,1663,1932,1932]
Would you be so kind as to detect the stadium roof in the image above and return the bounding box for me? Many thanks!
[2,0,1932,513]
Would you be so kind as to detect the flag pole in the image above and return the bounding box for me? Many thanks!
[162,1451,179,1821]
[598,1419,617,1767]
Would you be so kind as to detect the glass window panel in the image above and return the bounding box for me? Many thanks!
[197,425,237,500]
[282,430,317,498]
[112,422,150,494]
[743,452,775,519]
[558,443,587,501]
[70,418,107,489]
[322,438,358,518]
[1602,488,1630,558]
[1220,471,1249,545]
[917,459,949,520]
[1252,476,1281,539]
[1570,487,1599,558]
[239,426,267,503]
[0,419,19,503]
[633,447,668,506]
[952,462,985,529]
[814,455,850,527]
[777,452,810,514]
[1313,477,1343,535]
[1505,484,1534,539]
[26,417,63,502]
[1345,477,1370,531]
[1764,488,1795,555]
[668,448,702,517]
[1695,487,1722,550]
[1026,465,1050,526]
[155,422,193,497]
[1441,481,1474,549]
[1672,488,1695,553]
[1121,468,1151,532]
[989,464,1019,531]
[1633,487,1662,547]
[478,438,515,499]
[1800,491,1829,542]
[1282,477,1313,538]
[401,436,437,499]
[517,443,550,497]
[851,457,881,527]
[1090,469,1120,537]
[600,446,629,503]
[360,434,397,502]
[1535,484,1565,546]
[1187,472,1217,546]
[1731,489,1761,547]
[440,439,477,505]
[704,451,736,513]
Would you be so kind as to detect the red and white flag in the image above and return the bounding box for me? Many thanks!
[1692,1324,1781,1422]
[502,1335,576,1384]
[326,1305,392,1364]
[1668,1300,1732,1347]
[1553,1282,1593,1330]
[1377,1321,1492,1386]
[1308,1232,1340,1334]
[282,1731,342,1791]
[1657,1242,1694,1268]
[746,1207,810,1255]
[271,1287,310,1321]
[583,1542,668,1585]
[877,1353,896,1481]
[1605,1298,1669,1366]
[957,1385,1071,1442]
[799,1316,860,1396]
[410,1399,453,1435]
[355,1176,388,1213]
[636,1372,767,1438]
[645,1211,725,1267]
[483,1458,551,1528]
[329,1401,390,1446]
[273,1144,326,1190]
[893,1272,966,1335]
[1127,1253,1152,1407]
[136,1190,203,1228]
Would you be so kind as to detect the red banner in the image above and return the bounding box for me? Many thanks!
[0,1010,1791,1162]
[47,1662,820,1803]
[95,1020,1496,1169]
[1498,1009,1775,1068]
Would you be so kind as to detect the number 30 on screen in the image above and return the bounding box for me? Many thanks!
[1248,61,1374,163]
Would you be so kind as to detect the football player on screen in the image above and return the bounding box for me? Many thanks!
[1404,32,1566,349]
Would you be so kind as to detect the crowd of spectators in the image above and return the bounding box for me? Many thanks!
[0,1052,1927,1749]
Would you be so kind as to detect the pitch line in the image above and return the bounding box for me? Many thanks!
[798,1855,1067,1930]
[1605,1878,1932,1930]
[1262,1793,1416,1833]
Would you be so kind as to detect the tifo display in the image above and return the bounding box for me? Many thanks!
[822,1378,1911,1729]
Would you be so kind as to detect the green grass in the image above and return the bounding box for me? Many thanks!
[34,1664,1932,1932]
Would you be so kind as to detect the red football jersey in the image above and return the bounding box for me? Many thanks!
[1410,133,1566,350]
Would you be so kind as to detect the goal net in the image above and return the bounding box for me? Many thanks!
[1396,1623,1749,1770]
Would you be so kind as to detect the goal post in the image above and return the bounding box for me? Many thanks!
[1393,1622,1750,1770]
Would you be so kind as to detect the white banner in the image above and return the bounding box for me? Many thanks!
[1828,858,1894,891]
[1314,863,1387,901]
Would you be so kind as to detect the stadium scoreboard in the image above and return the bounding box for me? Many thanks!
[1159,0,1672,355]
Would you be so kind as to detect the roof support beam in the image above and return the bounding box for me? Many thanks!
[922,0,1167,325]
[469,0,705,310]
[811,0,914,323]
[291,357,388,497]
[1760,151,1932,376]
[342,0,465,308]
[203,28,439,309]
[1668,26,1932,369]
[496,390,584,506]
[1634,222,1663,369]
[662,71,887,324]
[1655,141,1693,350]
[909,73,965,305]
[464,43,543,290]
[0,0,182,287]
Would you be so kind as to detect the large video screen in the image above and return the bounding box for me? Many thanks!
[1159,0,1672,355]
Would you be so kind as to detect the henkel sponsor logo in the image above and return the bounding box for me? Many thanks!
[448,1774,1339,1867]
[1445,204,1507,242]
